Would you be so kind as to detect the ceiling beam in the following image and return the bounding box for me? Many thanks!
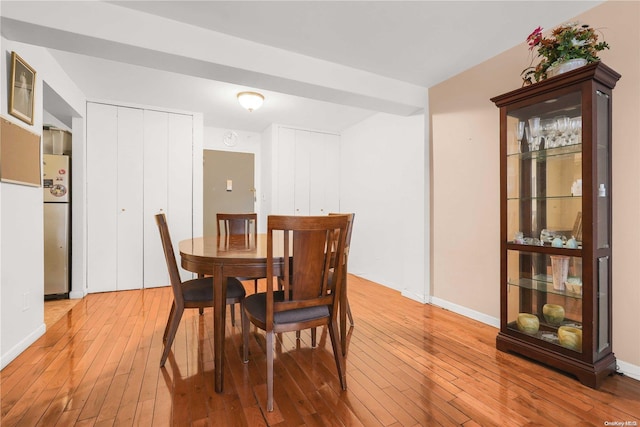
[1,1,427,116]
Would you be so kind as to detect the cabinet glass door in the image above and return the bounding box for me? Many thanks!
[505,90,584,353]
[595,89,612,354]
[506,91,583,246]
[506,250,583,352]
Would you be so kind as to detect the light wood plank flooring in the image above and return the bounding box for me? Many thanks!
[2,275,639,426]
[44,298,81,329]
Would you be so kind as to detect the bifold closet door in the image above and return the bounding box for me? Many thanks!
[273,127,340,216]
[276,127,296,215]
[143,110,169,288]
[116,107,144,290]
[309,132,340,215]
[142,111,193,287]
[87,103,118,293]
[86,103,143,293]
[167,113,194,282]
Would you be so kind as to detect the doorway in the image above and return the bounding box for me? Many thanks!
[203,150,255,236]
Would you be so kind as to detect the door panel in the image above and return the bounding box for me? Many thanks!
[277,127,295,215]
[87,103,118,293]
[308,131,327,215]
[116,107,144,291]
[294,130,311,215]
[323,133,341,214]
[203,150,255,237]
[143,110,169,287]
[168,113,194,281]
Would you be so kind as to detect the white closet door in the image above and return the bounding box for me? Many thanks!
[323,133,341,214]
[116,107,144,291]
[167,113,193,281]
[294,130,311,215]
[276,127,296,215]
[143,110,169,288]
[309,132,340,215]
[308,131,328,215]
[87,103,118,293]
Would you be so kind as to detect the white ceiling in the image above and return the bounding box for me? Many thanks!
[2,1,602,133]
[109,1,600,88]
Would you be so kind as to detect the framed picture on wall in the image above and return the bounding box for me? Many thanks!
[9,51,36,125]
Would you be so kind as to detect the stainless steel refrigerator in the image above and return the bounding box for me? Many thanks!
[43,154,71,296]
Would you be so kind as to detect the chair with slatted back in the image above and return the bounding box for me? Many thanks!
[329,212,355,327]
[155,213,246,367]
[242,214,349,411]
[306,213,355,351]
[216,213,262,293]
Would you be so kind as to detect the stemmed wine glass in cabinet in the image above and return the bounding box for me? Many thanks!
[515,121,525,153]
[555,116,570,146]
[527,117,541,151]
[569,117,582,145]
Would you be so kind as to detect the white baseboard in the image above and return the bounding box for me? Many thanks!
[0,323,46,370]
[430,296,500,328]
[401,289,429,304]
[69,290,85,299]
[429,296,639,382]
[617,359,640,381]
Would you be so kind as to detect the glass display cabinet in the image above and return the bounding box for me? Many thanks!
[491,62,621,388]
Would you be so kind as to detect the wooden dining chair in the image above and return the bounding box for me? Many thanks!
[242,214,349,411]
[155,213,246,367]
[306,213,355,350]
[217,212,257,240]
[216,213,262,293]
[329,212,355,326]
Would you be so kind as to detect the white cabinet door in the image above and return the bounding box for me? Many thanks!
[167,113,193,282]
[271,126,340,216]
[87,103,118,293]
[143,110,169,288]
[294,130,311,215]
[87,104,195,292]
[322,133,341,214]
[276,127,296,215]
[309,130,336,215]
[116,107,144,291]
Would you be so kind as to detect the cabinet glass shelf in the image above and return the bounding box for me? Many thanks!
[507,277,583,299]
[506,319,583,353]
[507,144,583,159]
[506,195,581,201]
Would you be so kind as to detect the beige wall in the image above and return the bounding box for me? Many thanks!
[430,1,640,371]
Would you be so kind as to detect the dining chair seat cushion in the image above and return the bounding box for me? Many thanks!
[245,291,330,325]
[182,277,246,302]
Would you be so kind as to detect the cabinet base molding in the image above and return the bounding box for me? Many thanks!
[497,332,617,389]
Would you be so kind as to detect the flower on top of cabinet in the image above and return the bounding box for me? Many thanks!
[521,22,610,86]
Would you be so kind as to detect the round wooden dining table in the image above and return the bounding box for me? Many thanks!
[179,233,349,393]
[179,234,273,392]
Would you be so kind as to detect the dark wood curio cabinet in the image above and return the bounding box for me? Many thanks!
[491,62,621,388]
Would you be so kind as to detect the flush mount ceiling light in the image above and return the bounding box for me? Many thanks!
[237,91,264,112]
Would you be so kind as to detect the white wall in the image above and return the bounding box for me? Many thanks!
[0,38,86,369]
[340,112,428,302]
[429,1,640,379]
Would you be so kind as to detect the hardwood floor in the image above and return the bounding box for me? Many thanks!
[44,298,81,329]
[2,275,639,426]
